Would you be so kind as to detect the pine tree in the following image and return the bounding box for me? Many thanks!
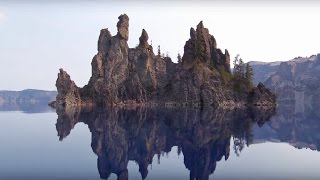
[238,58,245,78]
[245,63,253,89]
[177,53,182,63]
[157,45,161,56]
[232,55,253,92]
[233,55,240,76]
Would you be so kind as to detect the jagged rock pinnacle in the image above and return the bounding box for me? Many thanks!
[117,14,129,41]
[98,28,112,52]
[190,27,196,40]
[55,68,81,107]
[139,29,149,48]
[197,21,204,29]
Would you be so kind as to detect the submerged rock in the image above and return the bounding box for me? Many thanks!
[52,14,276,108]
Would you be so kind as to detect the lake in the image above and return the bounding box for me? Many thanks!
[0,103,320,180]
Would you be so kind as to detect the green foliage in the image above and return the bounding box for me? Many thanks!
[177,53,182,63]
[217,65,233,83]
[245,63,254,89]
[232,55,254,93]
[157,45,161,56]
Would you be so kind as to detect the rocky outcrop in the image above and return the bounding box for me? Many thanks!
[52,14,276,108]
[249,82,276,106]
[182,21,230,72]
[55,69,81,107]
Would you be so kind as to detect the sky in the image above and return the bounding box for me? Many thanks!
[0,1,320,90]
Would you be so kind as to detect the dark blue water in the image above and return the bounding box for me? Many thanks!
[0,103,320,180]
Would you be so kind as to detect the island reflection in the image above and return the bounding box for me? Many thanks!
[254,101,320,151]
[55,106,275,180]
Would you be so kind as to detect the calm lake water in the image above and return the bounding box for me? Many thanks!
[0,103,320,180]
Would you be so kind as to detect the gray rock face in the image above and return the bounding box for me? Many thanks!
[53,14,276,108]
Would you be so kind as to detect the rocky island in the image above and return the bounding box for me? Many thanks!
[51,14,276,108]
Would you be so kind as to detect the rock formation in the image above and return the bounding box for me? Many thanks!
[182,21,230,72]
[249,83,276,106]
[52,14,276,108]
[55,69,81,107]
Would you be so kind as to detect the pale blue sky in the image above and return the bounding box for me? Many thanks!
[0,1,320,90]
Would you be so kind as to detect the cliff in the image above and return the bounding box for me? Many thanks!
[52,14,276,108]
[249,61,281,85]
[254,55,320,109]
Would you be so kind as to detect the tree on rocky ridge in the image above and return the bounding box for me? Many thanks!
[157,45,161,56]
[245,63,253,89]
[166,52,170,58]
[233,55,254,92]
[177,53,182,63]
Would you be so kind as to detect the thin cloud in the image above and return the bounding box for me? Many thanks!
[0,12,7,23]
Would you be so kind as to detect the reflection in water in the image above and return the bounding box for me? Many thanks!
[55,107,275,180]
[0,102,55,113]
[254,101,320,151]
